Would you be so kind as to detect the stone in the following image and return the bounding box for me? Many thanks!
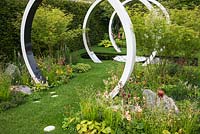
[142,89,179,113]
[44,126,55,132]
[113,55,146,63]
[5,64,20,78]
[51,95,58,98]
[10,85,32,95]
[50,91,56,95]
[33,101,40,103]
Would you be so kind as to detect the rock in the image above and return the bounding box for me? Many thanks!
[49,91,56,95]
[143,89,179,113]
[113,55,147,63]
[150,58,161,64]
[33,101,40,103]
[44,126,55,132]
[51,95,58,98]
[10,85,32,95]
[5,64,20,78]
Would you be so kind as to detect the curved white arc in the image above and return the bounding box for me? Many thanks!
[82,0,102,63]
[109,0,153,53]
[21,0,40,83]
[148,0,170,24]
[108,0,136,98]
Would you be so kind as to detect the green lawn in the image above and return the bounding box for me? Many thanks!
[0,56,124,134]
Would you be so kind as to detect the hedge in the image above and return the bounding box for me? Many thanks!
[0,0,27,62]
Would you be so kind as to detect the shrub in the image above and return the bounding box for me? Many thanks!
[170,7,200,32]
[158,24,200,58]
[31,5,82,56]
[160,0,200,9]
[98,39,112,48]
[72,63,91,73]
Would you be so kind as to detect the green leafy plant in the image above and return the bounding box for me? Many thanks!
[32,5,75,56]
[72,63,91,73]
[98,40,112,48]
[62,116,80,133]
[76,120,112,134]
[115,39,126,48]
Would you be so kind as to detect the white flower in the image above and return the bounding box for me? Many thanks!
[125,111,131,121]
[103,91,109,99]
[135,104,143,113]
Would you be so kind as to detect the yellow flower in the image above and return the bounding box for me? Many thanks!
[162,130,171,134]
[56,69,64,75]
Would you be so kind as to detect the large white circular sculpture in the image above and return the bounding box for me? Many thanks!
[21,0,136,98]
[109,0,170,52]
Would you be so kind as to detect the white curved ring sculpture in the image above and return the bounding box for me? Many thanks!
[109,0,170,52]
[21,0,136,98]
[83,0,153,61]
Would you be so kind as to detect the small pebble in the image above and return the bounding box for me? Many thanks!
[51,95,58,98]
[44,126,55,132]
[50,91,56,95]
[33,101,40,103]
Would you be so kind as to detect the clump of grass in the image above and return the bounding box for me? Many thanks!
[0,70,11,101]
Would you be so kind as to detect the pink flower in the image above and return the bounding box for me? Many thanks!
[135,104,143,113]
[125,111,132,121]
[103,91,109,99]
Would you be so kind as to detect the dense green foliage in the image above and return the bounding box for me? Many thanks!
[31,5,82,56]
[44,0,109,51]
[72,63,91,73]
[126,5,200,58]
[160,0,200,9]
[0,0,27,62]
